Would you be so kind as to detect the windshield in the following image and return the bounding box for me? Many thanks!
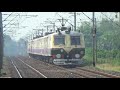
[71,36,80,45]
[54,36,65,45]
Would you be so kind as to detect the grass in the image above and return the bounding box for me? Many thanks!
[83,55,120,72]
[0,57,9,76]
[96,64,120,72]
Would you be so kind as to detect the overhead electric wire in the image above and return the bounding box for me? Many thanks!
[3,13,20,30]
[55,13,69,25]
[2,12,14,22]
[81,12,120,28]
[82,12,93,21]
[46,19,59,28]
[79,18,92,28]
[3,13,28,33]
[19,12,28,24]
[56,12,92,29]
[101,12,120,28]
[3,20,19,32]
[56,13,74,27]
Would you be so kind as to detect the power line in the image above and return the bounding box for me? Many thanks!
[56,13,72,26]
[54,13,75,29]
[82,12,93,21]
[101,12,120,28]
[79,18,92,28]
[3,13,29,33]
[19,13,28,24]
[46,18,59,28]
[56,12,93,30]
[3,20,19,32]
[2,12,14,22]
[81,12,120,28]
[3,13,20,29]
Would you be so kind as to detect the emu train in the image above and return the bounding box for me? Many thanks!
[27,26,85,65]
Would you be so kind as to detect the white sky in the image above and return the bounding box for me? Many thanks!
[2,12,118,41]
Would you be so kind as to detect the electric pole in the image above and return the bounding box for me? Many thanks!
[62,17,64,26]
[53,23,55,32]
[74,12,76,31]
[95,18,97,62]
[44,20,56,32]
[118,12,120,25]
[92,12,96,67]
[0,12,3,75]
[115,12,120,25]
[58,18,67,27]
[47,26,48,32]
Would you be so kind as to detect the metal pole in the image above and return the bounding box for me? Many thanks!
[0,12,3,75]
[47,26,48,32]
[53,23,55,32]
[95,18,97,62]
[72,24,73,31]
[92,12,95,67]
[118,12,120,24]
[74,12,76,31]
[62,17,64,26]
[42,29,43,36]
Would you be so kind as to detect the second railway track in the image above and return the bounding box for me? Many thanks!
[9,56,47,78]
[17,56,118,78]
[8,56,120,78]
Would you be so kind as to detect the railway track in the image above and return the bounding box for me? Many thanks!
[20,57,85,78]
[45,64,103,78]
[76,67,120,78]
[9,56,47,78]
[9,56,120,78]
[10,58,23,78]
[51,64,120,78]
[18,56,109,78]
[53,64,120,78]
[27,57,120,78]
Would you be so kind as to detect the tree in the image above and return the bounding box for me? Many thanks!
[77,18,120,59]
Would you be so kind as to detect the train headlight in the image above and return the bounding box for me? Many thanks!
[56,54,61,58]
[75,54,80,58]
[80,51,84,54]
[61,49,63,52]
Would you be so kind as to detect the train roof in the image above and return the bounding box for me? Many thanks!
[28,31,83,42]
[53,31,83,36]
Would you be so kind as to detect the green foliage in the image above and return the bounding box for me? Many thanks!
[85,48,92,56]
[77,21,92,48]
[77,18,120,59]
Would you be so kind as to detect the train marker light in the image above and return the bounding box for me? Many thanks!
[75,54,80,58]
[56,54,61,58]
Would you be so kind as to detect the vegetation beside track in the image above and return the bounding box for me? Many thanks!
[77,18,120,73]
[0,57,10,77]
[83,55,120,72]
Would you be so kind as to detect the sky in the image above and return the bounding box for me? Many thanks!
[2,12,118,41]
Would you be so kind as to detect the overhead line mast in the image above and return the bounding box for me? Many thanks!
[74,12,76,31]
[92,12,96,67]
[0,12,3,75]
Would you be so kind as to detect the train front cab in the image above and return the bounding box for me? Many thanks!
[51,32,85,65]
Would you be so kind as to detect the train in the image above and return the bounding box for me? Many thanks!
[27,26,85,66]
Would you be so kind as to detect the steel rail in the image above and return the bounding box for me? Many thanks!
[16,57,47,78]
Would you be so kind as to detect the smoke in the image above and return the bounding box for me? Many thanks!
[4,35,28,56]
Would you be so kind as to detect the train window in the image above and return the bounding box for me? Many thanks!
[71,36,80,45]
[54,36,65,45]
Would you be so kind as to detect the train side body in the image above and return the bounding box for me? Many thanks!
[27,31,85,65]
